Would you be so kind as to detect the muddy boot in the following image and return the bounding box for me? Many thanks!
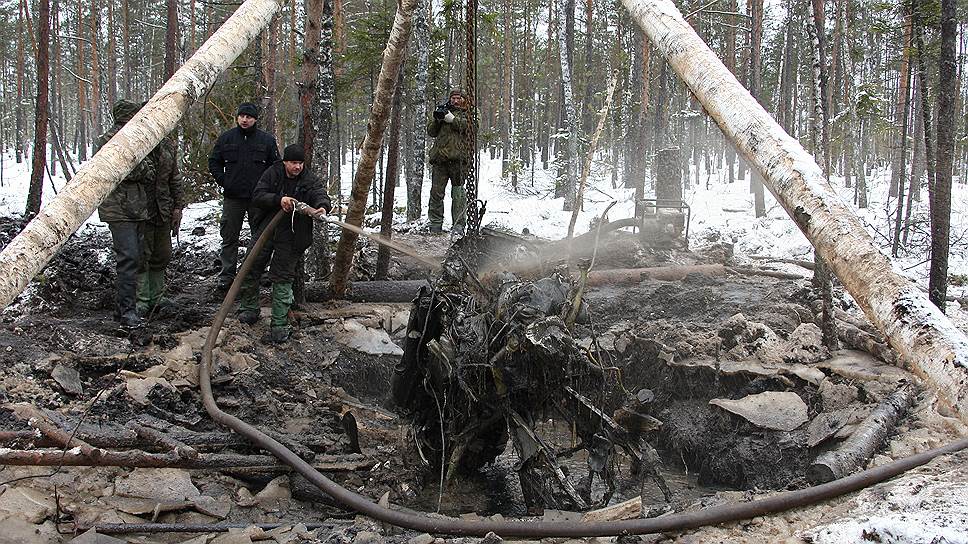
[269,326,291,344]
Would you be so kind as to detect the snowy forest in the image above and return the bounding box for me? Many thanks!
[0,0,965,215]
[1,0,968,541]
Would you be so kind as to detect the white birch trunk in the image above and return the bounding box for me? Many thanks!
[0,0,284,309]
[622,0,968,424]
[557,0,578,211]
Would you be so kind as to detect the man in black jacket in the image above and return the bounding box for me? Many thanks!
[238,144,332,344]
[208,102,281,290]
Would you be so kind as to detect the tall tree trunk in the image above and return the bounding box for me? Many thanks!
[89,0,103,134]
[749,0,765,217]
[75,0,88,161]
[406,0,429,221]
[891,6,914,257]
[15,0,25,164]
[0,0,286,310]
[622,0,968,423]
[300,0,335,283]
[26,0,51,220]
[107,0,117,107]
[376,68,405,279]
[260,14,280,135]
[724,0,738,183]
[500,0,513,179]
[558,0,577,211]
[165,0,178,79]
[329,0,416,297]
[929,0,957,310]
[806,0,838,351]
[122,0,131,96]
[889,5,914,198]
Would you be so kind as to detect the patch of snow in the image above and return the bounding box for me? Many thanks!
[803,473,968,544]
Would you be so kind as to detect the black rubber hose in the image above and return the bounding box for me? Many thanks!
[200,211,968,537]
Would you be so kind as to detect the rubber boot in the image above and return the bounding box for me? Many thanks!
[270,282,294,328]
[136,273,152,316]
[238,276,261,324]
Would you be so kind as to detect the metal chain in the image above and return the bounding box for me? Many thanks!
[463,0,480,235]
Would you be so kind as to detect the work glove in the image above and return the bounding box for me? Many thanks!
[444,111,455,123]
[170,208,183,235]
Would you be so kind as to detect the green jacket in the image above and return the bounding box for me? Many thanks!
[146,136,184,224]
[427,107,472,164]
[95,100,156,223]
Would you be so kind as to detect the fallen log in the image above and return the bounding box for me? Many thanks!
[808,384,916,483]
[622,0,968,424]
[0,448,374,471]
[837,321,899,366]
[749,255,816,271]
[305,279,429,303]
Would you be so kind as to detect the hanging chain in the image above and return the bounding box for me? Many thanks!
[463,0,481,235]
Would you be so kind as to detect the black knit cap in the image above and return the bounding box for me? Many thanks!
[283,144,305,162]
[237,102,259,118]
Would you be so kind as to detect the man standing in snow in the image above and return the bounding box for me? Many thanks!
[95,100,156,328]
[208,102,281,291]
[137,131,184,316]
[426,89,472,235]
[237,144,332,344]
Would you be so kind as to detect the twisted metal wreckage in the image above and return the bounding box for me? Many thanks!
[391,229,670,513]
[0,0,967,536]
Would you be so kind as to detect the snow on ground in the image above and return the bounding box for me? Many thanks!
[802,463,968,544]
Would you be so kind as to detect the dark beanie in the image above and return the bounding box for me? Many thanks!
[449,89,467,98]
[237,102,259,118]
[283,144,305,162]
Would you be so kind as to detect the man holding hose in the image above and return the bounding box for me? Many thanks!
[237,144,332,343]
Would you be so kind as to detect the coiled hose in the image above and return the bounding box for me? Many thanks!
[200,209,968,537]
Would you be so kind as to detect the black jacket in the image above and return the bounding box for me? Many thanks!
[208,125,280,199]
[251,162,332,252]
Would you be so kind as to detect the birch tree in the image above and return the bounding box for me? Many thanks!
[558,0,578,211]
[621,0,968,424]
[329,0,417,297]
[0,0,286,309]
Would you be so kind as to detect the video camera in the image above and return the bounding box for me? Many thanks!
[433,102,451,121]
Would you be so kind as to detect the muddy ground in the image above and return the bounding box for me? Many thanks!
[0,215,965,544]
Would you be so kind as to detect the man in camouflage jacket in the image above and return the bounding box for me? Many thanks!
[426,89,473,234]
[95,100,155,327]
[137,133,185,316]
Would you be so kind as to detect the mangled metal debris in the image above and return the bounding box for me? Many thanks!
[391,231,669,512]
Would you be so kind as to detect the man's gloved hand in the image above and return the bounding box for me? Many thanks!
[444,111,455,123]
[170,208,183,235]
[433,103,449,121]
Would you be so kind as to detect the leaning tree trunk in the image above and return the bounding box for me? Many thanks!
[0,0,285,309]
[329,0,416,297]
[26,0,51,220]
[621,0,968,424]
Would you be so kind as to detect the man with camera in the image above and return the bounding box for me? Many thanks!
[426,89,472,235]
